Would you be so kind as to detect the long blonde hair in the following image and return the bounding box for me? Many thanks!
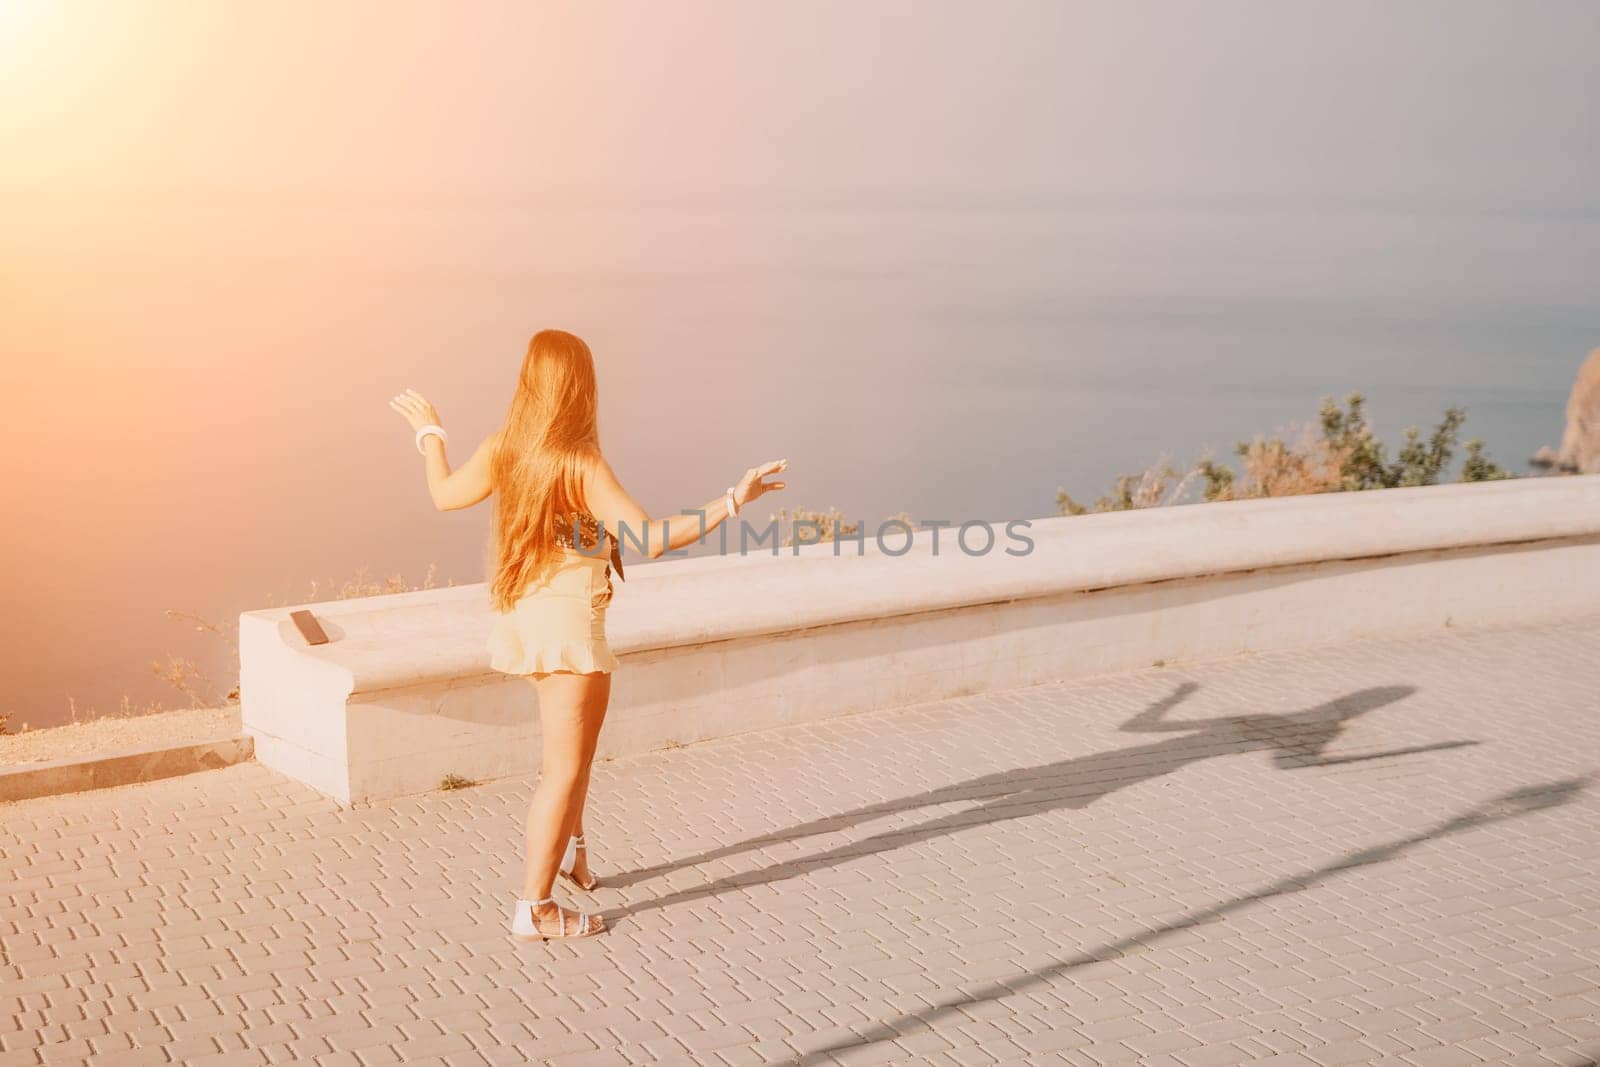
[488,329,601,612]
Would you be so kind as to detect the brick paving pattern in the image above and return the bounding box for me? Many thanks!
[4,616,1600,1066]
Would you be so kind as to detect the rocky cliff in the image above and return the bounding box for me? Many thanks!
[1534,348,1600,473]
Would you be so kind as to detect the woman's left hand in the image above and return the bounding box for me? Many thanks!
[734,458,789,508]
[389,388,442,432]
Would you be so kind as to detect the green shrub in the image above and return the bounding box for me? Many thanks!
[1060,392,1514,515]
[1460,439,1513,482]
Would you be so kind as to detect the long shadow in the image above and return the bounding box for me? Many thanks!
[613,682,1479,920]
[791,775,1593,1065]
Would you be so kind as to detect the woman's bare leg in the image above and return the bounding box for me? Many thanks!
[522,670,611,930]
[565,769,599,887]
[563,674,610,887]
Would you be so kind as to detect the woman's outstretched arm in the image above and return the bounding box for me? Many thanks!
[584,454,788,560]
[389,388,499,511]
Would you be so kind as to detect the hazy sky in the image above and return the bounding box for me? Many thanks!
[3,0,1597,726]
[5,1,1596,203]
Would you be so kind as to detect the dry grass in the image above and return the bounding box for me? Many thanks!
[307,561,444,601]
[149,655,230,709]
[8,693,168,737]
[1058,453,1205,515]
[22,563,448,732]
[1206,423,1350,501]
[773,506,863,548]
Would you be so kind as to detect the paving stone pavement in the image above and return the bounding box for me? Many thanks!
[5,616,1600,1067]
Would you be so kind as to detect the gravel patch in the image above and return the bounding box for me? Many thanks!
[0,705,241,767]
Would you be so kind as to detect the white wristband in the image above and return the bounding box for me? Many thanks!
[415,424,448,454]
[725,487,740,517]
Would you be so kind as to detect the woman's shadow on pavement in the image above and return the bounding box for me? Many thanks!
[612,681,1480,916]
[792,773,1592,1066]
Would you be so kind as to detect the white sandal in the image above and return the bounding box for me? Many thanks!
[558,833,600,892]
[509,896,603,941]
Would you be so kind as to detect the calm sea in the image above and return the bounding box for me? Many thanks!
[5,197,1594,728]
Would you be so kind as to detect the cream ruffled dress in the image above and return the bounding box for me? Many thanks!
[488,515,622,676]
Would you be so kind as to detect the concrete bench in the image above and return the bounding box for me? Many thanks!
[241,476,1600,805]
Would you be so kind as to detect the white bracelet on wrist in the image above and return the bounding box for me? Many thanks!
[415,424,448,454]
[725,487,740,517]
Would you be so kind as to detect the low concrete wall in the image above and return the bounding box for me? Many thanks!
[0,735,254,804]
[240,476,1600,805]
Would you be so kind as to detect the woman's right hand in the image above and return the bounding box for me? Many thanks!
[734,459,789,509]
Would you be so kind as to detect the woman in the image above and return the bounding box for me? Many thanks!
[389,328,787,941]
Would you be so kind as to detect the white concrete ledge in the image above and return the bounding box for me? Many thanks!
[241,476,1600,804]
